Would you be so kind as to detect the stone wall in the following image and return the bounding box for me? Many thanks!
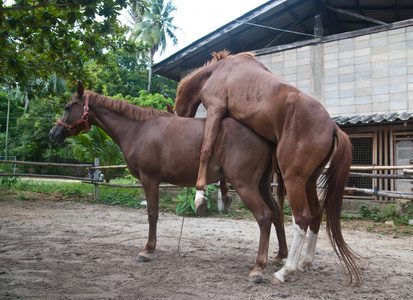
[256,24,413,118]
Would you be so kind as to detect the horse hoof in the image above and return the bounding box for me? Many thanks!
[223,195,232,212]
[248,274,263,283]
[270,275,283,285]
[136,254,150,262]
[271,256,284,267]
[195,196,208,216]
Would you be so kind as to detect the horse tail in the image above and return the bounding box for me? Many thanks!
[322,124,362,286]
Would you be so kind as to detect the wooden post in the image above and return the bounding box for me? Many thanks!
[94,158,100,201]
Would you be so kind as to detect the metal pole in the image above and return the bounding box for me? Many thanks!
[5,86,11,158]
[94,158,100,201]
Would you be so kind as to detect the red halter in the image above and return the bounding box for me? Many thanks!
[57,95,91,136]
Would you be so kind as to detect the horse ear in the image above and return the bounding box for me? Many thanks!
[166,103,174,114]
[77,82,84,97]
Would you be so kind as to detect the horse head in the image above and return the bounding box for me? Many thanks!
[174,71,212,118]
[173,79,198,117]
[49,82,91,143]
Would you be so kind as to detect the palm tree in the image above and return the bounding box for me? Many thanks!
[129,0,178,94]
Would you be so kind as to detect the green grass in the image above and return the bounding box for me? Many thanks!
[1,177,142,207]
[1,177,412,228]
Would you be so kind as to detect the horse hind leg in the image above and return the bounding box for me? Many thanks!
[298,177,322,272]
[259,166,288,266]
[271,180,310,284]
[298,144,334,272]
[220,180,232,212]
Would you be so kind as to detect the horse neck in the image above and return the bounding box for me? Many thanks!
[87,100,140,149]
[180,73,207,113]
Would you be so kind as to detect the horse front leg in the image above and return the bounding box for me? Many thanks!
[271,209,288,266]
[137,180,160,262]
[298,181,322,272]
[194,107,226,216]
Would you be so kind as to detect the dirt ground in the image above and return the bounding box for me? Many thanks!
[0,199,412,300]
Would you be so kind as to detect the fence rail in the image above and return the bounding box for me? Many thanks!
[0,160,92,168]
[0,173,93,181]
[2,159,413,201]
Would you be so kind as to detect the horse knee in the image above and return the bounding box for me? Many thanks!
[255,209,273,229]
[292,211,311,231]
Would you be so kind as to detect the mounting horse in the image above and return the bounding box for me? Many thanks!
[49,83,288,283]
[173,51,362,285]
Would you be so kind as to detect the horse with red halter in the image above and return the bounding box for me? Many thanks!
[173,51,362,285]
[49,83,287,283]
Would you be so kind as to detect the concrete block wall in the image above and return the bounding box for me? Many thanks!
[256,25,413,117]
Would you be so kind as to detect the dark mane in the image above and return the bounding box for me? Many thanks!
[86,91,174,121]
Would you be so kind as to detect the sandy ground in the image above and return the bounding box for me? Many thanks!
[0,200,412,300]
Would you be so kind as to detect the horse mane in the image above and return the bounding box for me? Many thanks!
[175,50,255,105]
[85,91,174,121]
[179,50,255,84]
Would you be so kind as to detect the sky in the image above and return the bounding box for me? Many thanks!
[142,0,270,63]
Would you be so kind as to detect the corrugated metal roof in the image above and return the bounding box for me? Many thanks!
[333,112,413,125]
[153,0,413,81]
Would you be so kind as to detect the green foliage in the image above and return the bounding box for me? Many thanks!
[92,186,142,207]
[0,177,19,189]
[358,203,412,226]
[69,126,126,182]
[1,0,146,93]
[0,91,24,132]
[130,0,178,55]
[87,47,150,97]
[341,213,357,220]
[283,202,292,216]
[8,95,68,164]
[87,48,177,99]
[174,185,217,216]
[1,178,142,207]
[126,90,174,110]
[18,193,33,201]
[0,91,25,154]
[129,0,179,93]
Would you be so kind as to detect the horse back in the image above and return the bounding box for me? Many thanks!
[124,116,272,188]
[202,56,335,145]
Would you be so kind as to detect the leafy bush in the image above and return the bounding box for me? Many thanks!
[174,185,217,216]
[0,177,19,189]
[358,203,412,226]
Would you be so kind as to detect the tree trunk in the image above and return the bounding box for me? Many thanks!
[147,52,153,94]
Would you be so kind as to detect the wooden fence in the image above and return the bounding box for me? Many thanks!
[1,159,413,203]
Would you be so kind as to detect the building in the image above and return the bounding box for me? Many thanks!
[153,0,413,205]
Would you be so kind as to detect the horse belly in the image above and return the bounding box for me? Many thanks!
[158,119,225,187]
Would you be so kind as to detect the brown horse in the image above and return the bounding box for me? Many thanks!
[173,51,362,285]
[49,83,287,283]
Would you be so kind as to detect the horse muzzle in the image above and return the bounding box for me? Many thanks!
[49,125,68,144]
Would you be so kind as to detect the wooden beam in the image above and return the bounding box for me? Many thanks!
[0,160,92,168]
[324,5,387,25]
